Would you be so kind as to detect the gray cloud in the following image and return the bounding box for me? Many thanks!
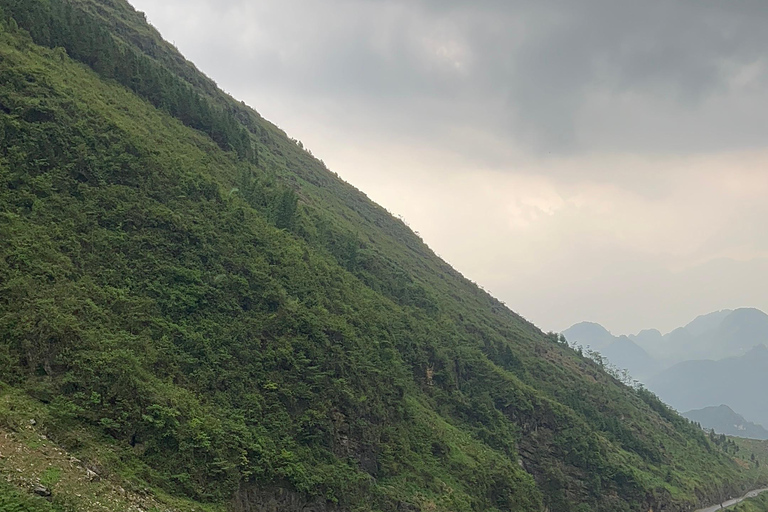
[135,0,768,155]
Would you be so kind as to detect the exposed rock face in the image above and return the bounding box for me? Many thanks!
[232,486,341,512]
[232,485,425,512]
[330,410,379,477]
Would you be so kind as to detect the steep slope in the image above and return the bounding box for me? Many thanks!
[0,1,763,511]
[684,406,768,441]
[648,346,768,429]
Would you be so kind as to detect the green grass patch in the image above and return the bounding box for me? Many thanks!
[0,480,63,512]
[733,492,768,511]
[40,467,63,487]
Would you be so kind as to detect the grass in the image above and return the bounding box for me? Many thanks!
[40,467,63,487]
[0,480,63,512]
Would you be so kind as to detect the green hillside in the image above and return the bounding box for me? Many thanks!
[0,1,765,510]
[733,494,768,512]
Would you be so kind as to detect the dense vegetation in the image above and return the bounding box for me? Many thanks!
[0,0,257,162]
[0,1,765,510]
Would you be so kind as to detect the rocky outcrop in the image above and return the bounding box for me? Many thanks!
[232,485,342,512]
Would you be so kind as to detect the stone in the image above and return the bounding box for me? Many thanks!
[33,484,51,497]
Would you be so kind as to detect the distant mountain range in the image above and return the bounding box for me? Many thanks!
[564,308,768,368]
[629,309,735,362]
[683,405,768,441]
[648,345,768,429]
[637,308,768,362]
[563,308,768,438]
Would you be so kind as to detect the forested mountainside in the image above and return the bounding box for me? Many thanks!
[0,1,765,511]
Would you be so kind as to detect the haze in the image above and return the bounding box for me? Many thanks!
[128,0,768,335]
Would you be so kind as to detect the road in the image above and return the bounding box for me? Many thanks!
[695,488,768,512]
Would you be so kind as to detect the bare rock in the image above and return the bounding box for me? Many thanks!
[33,484,51,497]
[232,485,341,512]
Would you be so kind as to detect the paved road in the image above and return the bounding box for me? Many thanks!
[695,488,768,512]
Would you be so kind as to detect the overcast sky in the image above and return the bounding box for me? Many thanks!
[128,0,768,336]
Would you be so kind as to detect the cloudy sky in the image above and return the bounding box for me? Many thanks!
[129,0,768,336]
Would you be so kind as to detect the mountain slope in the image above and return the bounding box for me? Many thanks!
[684,406,768,441]
[0,1,764,511]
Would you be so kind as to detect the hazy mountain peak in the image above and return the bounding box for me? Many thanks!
[633,308,767,362]
[726,307,768,323]
[682,309,733,337]
[567,321,611,333]
[684,404,768,440]
[562,321,615,350]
